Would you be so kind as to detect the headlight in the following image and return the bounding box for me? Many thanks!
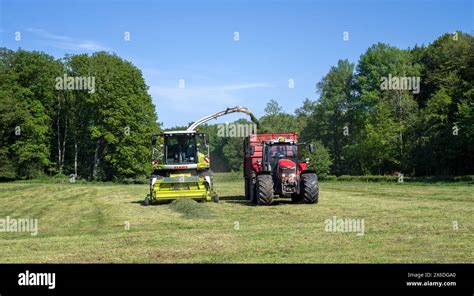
[281,168,296,179]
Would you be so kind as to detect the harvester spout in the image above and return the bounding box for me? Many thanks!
[186,106,260,132]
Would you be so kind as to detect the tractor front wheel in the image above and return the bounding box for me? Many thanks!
[256,174,274,205]
[300,173,319,204]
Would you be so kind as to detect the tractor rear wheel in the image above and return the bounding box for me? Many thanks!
[301,173,319,204]
[256,174,274,205]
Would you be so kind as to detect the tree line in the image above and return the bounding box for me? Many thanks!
[0,31,472,180]
[0,49,159,180]
[202,32,473,177]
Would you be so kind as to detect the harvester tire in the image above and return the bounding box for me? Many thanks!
[301,173,319,204]
[143,196,150,206]
[256,174,274,205]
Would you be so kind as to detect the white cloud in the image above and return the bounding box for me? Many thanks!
[27,28,109,52]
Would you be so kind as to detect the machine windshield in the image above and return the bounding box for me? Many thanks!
[266,144,298,167]
[165,135,197,164]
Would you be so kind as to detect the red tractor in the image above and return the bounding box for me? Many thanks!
[243,133,319,205]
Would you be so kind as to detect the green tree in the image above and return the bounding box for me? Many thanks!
[80,52,160,180]
[356,43,421,174]
[260,100,301,133]
[302,59,355,175]
[0,49,62,178]
[299,140,332,177]
[412,32,474,175]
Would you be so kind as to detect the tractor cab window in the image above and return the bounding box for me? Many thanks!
[165,135,197,164]
[265,144,298,168]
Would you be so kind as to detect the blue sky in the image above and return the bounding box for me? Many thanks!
[0,0,472,128]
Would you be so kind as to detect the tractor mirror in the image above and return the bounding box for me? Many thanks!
[309,143,315,153]
[151,135,157,145]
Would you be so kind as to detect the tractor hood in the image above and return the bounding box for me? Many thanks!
[278,159,296,169]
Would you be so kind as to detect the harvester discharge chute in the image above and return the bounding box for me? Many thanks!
[144,106,259,205]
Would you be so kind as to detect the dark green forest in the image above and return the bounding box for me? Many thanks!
[201,32,474,177]
[0,50,159,180]
[0,32,472,180]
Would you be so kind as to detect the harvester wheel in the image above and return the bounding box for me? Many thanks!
[143,196,150,206]
[301,173,319,204]
[256,174,274,205]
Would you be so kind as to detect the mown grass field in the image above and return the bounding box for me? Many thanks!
[0,173,472,263]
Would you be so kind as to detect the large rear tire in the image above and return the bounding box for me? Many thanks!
[301,173,319,204]
[256,174,274,205]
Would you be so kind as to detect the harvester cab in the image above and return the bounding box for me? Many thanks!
[145,131,212,205]
[151,131,208,167]
[144,106,259,205]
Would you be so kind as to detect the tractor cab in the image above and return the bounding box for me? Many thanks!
[263,139,299,170]
[262,137,299,193]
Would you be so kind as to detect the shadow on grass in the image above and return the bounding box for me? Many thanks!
[221,195,294,206]
[219,195,246,201]
[130,200,172,206]
[131,195,295,207]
